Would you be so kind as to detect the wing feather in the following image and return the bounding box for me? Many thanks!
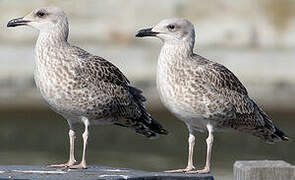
[193,55,268,128]
[71,46,141,118]
[69,46,168,136]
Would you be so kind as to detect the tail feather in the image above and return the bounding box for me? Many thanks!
[272,126,290,142]
[125,86,168,138]
[128,86,146,102]
[131,104,168,139]
[256,108,290,143]
[139,110,169,135]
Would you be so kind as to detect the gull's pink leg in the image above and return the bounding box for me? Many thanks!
[47,129,77,168]
[187,124,214,174]
[69,117,89,169]
[165,126,195,173]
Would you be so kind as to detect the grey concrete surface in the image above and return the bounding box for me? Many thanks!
[234,160,295,180]
[0,165,214,180]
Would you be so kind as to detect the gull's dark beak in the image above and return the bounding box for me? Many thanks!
[7,17,30,27]
[136,28,159,37]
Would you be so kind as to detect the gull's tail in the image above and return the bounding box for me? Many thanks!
[127,86,168,138]
[255,108,290,144]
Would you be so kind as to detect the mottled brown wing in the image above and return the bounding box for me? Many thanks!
[206,62,248,96]
[71,46,142,118]
[195,55,268,128]
[204,60,286,142]
[71,46,168,137]
[72,46,130,87]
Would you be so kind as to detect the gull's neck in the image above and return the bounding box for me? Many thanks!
[34,26,70,71]
[156,40,195,111]
[36,29,69,48]
[36,20,70,49]
[160,40,194,61]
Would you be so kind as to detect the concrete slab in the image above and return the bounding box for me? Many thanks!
[234,160,295,180]
[0,165,214,180]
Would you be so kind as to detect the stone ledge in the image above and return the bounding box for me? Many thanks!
[234,160,295,180]
[0,165,214,180]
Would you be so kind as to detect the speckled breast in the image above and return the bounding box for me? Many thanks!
[34,48,83,117]
[157,56,206,125]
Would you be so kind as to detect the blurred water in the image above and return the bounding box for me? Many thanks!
[0,107,293,179]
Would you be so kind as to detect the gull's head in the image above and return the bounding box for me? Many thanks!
[136,18,195,44]
[7,6,68,33]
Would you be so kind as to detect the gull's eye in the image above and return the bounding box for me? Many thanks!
[36,11,46,18]
[167,24,176,31]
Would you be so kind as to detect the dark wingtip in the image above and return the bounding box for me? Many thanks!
[150,120,169,135]
[160,128,169,135]
[146,128,168,140]
[143,114,169,136]
[281,135,291,141]
[274,127,290,142]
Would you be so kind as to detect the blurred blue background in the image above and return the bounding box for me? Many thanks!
[0,0,294,179]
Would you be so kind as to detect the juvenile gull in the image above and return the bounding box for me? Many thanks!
[136,18,289,173]
[7,6,168,169]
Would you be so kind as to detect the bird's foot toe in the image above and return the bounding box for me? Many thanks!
[47,160,77,168]
[165,166,195,173]
[186,167,210,174]
[164,169,186,173]
[68,162,87,169]
[47,163,69,168]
